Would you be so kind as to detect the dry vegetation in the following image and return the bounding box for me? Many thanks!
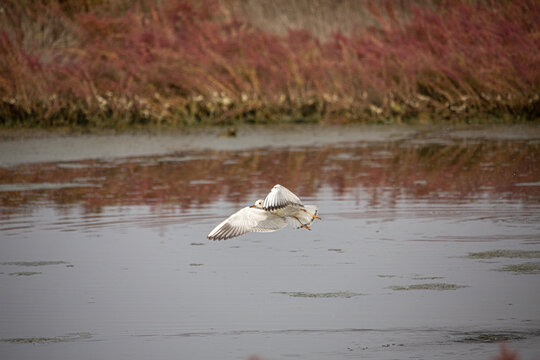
[0,0,539,128]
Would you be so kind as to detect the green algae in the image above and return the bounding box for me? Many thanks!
[8,272,41,276]
[1,332,92,344]
[388,283,468,291]
[411,275,445,280]
[467,250,540,259]
[328,248,344,253]
[274,291,363,298]
[456,332,527,343]
[0,261,68,266]
[498,262,540,274]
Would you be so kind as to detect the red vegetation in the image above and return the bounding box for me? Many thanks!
[0,0,539,126]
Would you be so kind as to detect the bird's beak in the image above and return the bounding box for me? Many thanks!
[249,205,255,208]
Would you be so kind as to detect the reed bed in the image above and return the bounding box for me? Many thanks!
[0,0,539,128]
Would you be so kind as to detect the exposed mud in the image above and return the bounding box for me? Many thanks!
[0,124,538,167]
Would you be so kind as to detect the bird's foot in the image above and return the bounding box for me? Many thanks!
[302,208,321,220]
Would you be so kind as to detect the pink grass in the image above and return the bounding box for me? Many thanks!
[0,0,539,126]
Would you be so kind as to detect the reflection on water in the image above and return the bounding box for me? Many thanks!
[0,134,539,360]
[0,139,538,213]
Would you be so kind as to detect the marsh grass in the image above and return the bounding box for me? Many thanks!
[1,0,539,128]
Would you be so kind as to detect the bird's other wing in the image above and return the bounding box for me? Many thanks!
[263,184,303,211]
[207,207,287,241]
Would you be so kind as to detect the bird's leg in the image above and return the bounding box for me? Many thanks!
[302,208,321,220]
[294,216,311,230]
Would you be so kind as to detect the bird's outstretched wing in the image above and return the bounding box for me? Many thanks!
[207,207,288,241]
[263,184,303,211]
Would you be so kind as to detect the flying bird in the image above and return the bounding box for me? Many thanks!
[207,184,320,241]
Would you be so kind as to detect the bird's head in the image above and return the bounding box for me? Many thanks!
[250,199,264,209]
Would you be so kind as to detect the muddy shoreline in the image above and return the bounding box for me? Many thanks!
[0,124,538,167]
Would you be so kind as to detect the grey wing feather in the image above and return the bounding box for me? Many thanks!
[207,207,287,241]
[263,184,303,211]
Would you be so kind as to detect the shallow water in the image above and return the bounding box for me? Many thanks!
[0,126,539,359]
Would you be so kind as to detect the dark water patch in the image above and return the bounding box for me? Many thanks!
[1,332,92,344]
[8,271,41,276]
[497,262,540,274]
[189,263,203,267]
[388,283,468,291]
[377,274,397,278]
[328,249,344,253]
[274,291,363,298]
[190,242,205,246]
[1,261,69,266]
[467,250,540,259]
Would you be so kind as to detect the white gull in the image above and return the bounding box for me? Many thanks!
[207,184,320,241]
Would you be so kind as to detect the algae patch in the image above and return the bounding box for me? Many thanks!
[1,261,68,266]
[274,291,363,298]
[328,249,344,253]
[497,262,540,274]
[466,251,540,274]
[456,332,526,343]
[411,275,445,280]
[466,250,540,259]
[8,272,41,276]
[388,283,468,291]
[1,332,92,344]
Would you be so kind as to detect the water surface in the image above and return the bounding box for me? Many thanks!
[0,126,539,359]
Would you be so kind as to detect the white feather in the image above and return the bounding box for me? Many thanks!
[207,207,288,241]
[263,184,303,211]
